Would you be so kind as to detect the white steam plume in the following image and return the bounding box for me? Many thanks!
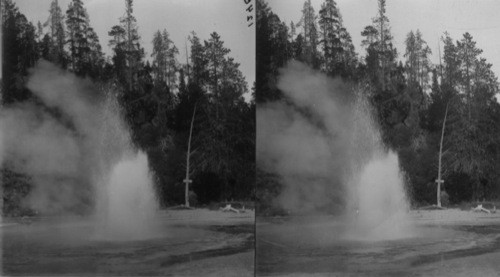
[0,60,158,235]
[257,61,412,240]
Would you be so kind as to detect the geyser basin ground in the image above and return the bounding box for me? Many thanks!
[256,209,500,276]
[2,209,254,276]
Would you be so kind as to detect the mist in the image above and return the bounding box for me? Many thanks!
[1,61,102,214]
[0,61,157,227]
[258,61,359,213]
[257,61,410,228]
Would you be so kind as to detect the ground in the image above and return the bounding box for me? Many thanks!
[4,208,500,276]
[256,209,500,276]
[1,209,254,276]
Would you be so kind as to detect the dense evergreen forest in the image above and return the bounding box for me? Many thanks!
[1,0,255,215]
[257,0,500,209]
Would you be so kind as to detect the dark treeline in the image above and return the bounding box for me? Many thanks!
[1,0,255,215]
[257,0,500,209]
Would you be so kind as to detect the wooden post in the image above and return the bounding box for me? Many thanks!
[435,179,444,207]
[183,178,192,207]
[184,104,197,207]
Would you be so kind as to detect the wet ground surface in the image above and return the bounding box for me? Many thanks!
[160,225,254,267]
[1,211,254,276]
[256,215,500,276]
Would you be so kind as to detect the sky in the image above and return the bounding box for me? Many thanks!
[267,0,500,86]
[13,0,256,93]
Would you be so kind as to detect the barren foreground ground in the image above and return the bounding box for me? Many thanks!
[1,209,255,276]
[257,209,500,276]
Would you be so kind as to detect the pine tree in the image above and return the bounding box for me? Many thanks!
[297,0,319,68]
[151,29,178,88]
[220,57,248,105]
[256,0,293,102]
[404,29,431,90]
[110,0,143,92]
[2,0,39,103]
[318,0,342,75]
[289,21,296,40]
[339,26,357,77]
[45,0,67,66]
[204,32,230,100]
[415,30,432,89]
[457,32,483,120]
[188,31,208,87]
[164,30,179,88]
[442,33,500,201]
[108,24,126,77]
[318,0,356,77]
[186,32,251,201]
[86,26,105,78]
[66,0,103,77]
[362,0,396,90]
[441,32,461,90]
[152,30,166,82]
[374,0,390,90]
[36,21,44,41]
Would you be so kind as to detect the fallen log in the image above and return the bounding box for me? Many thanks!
[472,204,496,214]
[220,204,242,213]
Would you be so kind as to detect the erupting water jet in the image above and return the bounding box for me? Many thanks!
[346,151,413,241]
[95,151,159,241]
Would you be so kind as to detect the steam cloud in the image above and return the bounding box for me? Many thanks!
[257,61,398,216]
[0,61,142,215]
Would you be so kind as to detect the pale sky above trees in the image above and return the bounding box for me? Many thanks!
[10,0,500,97]
[269,0,500,89]
[14,0,256,90]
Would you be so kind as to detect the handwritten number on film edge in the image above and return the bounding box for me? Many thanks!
[244,0,254,27]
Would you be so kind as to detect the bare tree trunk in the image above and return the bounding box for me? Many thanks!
[184,104,197,207]
[438,39,443,82]
[185,38,190,82]
[437,101,449,207]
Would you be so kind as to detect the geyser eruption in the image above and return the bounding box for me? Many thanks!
[347,151,412,240]
[0,61,158,240]
[257,61,412,240]
[96,152,158,240]
[345,91,412,241]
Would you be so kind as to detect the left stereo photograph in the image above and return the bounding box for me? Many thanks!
[0,0,255,276]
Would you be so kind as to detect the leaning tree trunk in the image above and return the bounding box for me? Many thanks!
[437,102,449,207]
[184,105,197,207]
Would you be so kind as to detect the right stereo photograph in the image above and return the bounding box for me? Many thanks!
[256,0,500,276]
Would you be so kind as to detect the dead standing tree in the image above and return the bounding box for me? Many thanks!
[183,104,197,207]
[436,101,449,208]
